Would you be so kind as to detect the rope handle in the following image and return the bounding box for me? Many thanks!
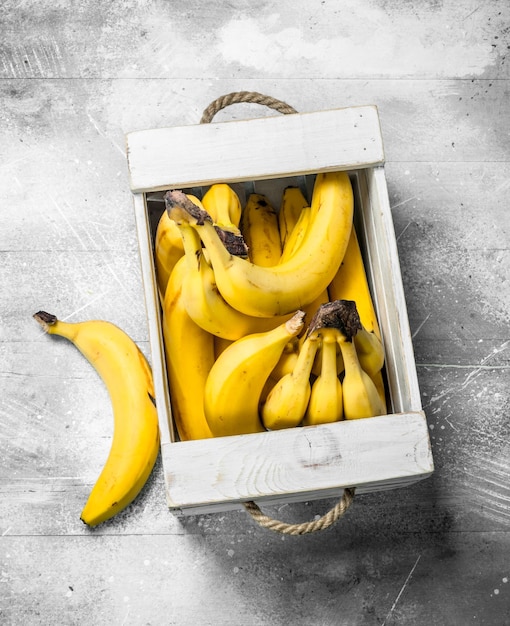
[200,91,298,124]
[199,91,355,534]
[242,488,355,535]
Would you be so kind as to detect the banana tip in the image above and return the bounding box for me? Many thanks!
[33,311,57,331]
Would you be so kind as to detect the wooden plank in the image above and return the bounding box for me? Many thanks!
[161,412,433,512]
[355,168,422,414]
[125,105,385,192]
[132,193,174,446]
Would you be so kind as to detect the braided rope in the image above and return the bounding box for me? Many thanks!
[200,91,298,124]
[243,488,355,535]
[200,91,355,534]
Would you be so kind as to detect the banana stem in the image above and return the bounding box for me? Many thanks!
[165,190,211,225]
[33,310,58,330]
[292,334,320,380]
[33,311,77,341]
[337,336,361,377]
[284,310,306,336]
[178,223,203,271]
[307,300,361,341]
[165,190,248,259]
[354,326,385,375]
[320,330,340,381]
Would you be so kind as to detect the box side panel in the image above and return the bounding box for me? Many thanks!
[162,411,433,513]
[355,168,423,414]
[171,474,432,516]
[132,192,175,445]
[126,106,385,193]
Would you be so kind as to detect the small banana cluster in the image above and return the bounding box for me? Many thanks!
[157,171,388,439]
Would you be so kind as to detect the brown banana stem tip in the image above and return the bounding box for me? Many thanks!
[164,190,212,225]
[213,227,249,258]
[307,300,361,341]
[164,189,249,257]
[33,311,58,332]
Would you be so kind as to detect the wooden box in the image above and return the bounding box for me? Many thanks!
[126,105,434,515]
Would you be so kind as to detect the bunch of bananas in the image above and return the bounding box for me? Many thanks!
[156,171,388,440]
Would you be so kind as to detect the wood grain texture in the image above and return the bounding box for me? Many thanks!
[126,105,384,192]
[1,0,509,624]
[161,412,432,511]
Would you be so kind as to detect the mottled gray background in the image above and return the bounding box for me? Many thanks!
[1,1,509,624]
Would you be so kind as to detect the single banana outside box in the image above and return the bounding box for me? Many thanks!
[33,311,160,527]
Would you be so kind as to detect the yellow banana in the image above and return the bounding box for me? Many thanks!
[154,193,206,299]
[326,224,386,404]
[214,336,233,359]
[33,311,160,527]
[270,338,299,381]
[241,193,282,266]
[278,186,309,250]
[178,222,292,340]
[371,369,388,414]
[161,256,214,441]
[204,310,306,437]
[279,205,311,264]
[337,333,385,420]
[154,209,184,299]
[165,170,354,318]
[201,183,242,232]
[354,325,385,378]
[261,332,320,430]
[327,225,381,339]
[303,328,343,426]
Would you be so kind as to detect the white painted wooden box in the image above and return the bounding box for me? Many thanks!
[126,105,434,515]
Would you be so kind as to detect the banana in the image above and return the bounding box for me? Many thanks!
[33,311,160,527]
[354,326,385,378]
[178,222,292,340]
[214,336,233,359]
[241,193,282,266]
[337,333,385,420]
[326,225,387,406]
[371,369,388,414]
[303,328,343,426]
[270,338,299,381]
[261,332,320,430]
[161,256,214,440]
[279,205,311,264]
[154,193,206,299]
[201,183,242,232]
[327,225,381,339]
[165,170,354,318]
[204,310,306,437]
[154,209,184,299]
[278,185,309,250]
